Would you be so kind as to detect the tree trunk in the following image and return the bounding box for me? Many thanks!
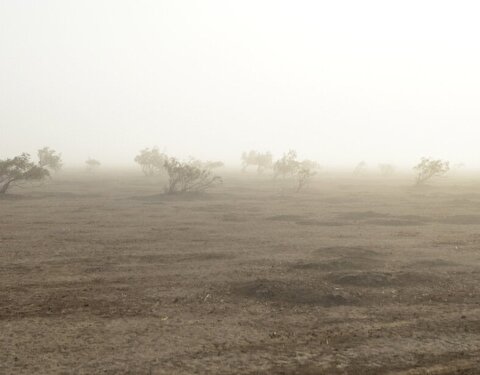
[0,179,14,194]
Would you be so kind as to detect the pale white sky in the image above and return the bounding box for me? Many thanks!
[1,0,479,168]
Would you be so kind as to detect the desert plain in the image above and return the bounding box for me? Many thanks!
[1,171,480,374]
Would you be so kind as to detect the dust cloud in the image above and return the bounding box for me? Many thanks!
[2,2,480,374]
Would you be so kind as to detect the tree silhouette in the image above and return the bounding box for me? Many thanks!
[0,153,49,194]
[414,157,449,185]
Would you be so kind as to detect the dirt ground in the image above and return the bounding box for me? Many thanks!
[2,171,480,374]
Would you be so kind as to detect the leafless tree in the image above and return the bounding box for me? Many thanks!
[296,167,316,192]
[353,161,367,175]
[414,157,449,185]
[300,159,321,172]
[241,150,273,174]
[272,150,317,191]
[163,157,222,194]
[85,158,101,172]
[38,147,63,172]
[134,147,167,176]
[273,150,300,179]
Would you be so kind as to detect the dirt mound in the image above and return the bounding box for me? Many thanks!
[411,259,457,268]
[393,271,443,285]
[367,218,424,226]
[329,272,394,287]
[295,219,346,226]
[0,281,156,320]
[315,246,379,258]
[231,279,352,306]
[131,252,232,264]
[292,257,382,272]
[338,211,390,220]
[330,271,441,287]
[266,214,304,221]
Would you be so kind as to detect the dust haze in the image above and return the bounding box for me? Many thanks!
[2,1,480,374]
[2,1,480,167]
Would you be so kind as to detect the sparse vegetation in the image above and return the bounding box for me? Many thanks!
[273,150,300,179]
[295,166,316,192]
[134,147,167,176]
[164,157,222,194]
[353,161,367,175]
[300,159,321,172]
[414,157,450,185]
[4,1,479,372]
[241,150,273,174]
[272,150,317,191]
[38,147,63,172]
[85,158,101,172]
[0,153,50,194]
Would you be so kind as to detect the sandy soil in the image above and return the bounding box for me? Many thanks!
[2,172,480,374]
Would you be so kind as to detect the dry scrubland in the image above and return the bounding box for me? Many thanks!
[2,171,480,374]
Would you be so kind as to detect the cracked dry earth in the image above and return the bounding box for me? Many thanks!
[2,174,480,374]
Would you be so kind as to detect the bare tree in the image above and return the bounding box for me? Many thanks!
[300,159,321,172]
[241,150,273,174]
[296,166,316,192]
[414,157,449,185]
[272,150,317,191]
[273,150,300,179]
[134,147,166,176]
[38,147,63,172]
[0,153,49,194]
[353,161,367,175]
[85,158,101,172]
[164,157,222,194]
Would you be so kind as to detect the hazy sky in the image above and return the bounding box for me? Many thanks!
[1,1,479,167]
